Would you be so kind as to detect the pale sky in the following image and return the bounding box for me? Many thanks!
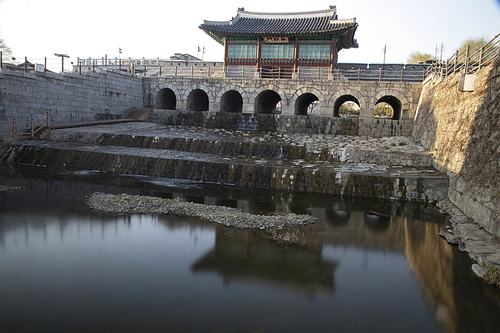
[0,0,499,68]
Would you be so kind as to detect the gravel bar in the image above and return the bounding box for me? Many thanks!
[87,192,318,229]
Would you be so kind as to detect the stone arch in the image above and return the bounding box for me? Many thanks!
[220,90,243,112]
[216,85,246,113]
[250,85,288,106]
[183,83,213,111]
[255,90,282,114]
[330,89,366,117]
[370,90,409,120]
[186,89,209,111]
[251,85,288,114]
[333,95,361,117]
[155,88,177,110]
[151,83,182,109]
[290,87,327,116]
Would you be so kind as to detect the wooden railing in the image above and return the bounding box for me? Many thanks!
[0,111,50,140]
[425,33,500,79]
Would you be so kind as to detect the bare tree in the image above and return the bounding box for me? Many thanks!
[0,38,14,63]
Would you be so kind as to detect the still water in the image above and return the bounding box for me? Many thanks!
[1,165,499,333]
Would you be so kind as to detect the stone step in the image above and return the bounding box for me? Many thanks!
[2,140,448,203]
[45,123,434,167]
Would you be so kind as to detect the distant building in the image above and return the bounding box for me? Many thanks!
[199,6,358,78]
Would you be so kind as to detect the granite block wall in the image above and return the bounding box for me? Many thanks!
[0,68,143,124]
[413,56,500,237]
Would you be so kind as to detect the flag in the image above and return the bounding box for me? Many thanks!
[119,47,123,54]
[203,47,206,54]
[198,45,201,52]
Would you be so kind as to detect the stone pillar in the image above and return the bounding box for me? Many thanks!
[281,105,294,115]
[319,106,332,117]
[359,107,372,118]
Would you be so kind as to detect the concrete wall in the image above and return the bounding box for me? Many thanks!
[0,68,143,124]
[413,56,500,237]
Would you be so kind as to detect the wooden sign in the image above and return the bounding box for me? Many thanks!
[264,37,289,44]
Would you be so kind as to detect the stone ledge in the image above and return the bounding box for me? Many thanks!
[437,198,500,285]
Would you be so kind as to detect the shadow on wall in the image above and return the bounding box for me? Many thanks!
[413,56,500,236]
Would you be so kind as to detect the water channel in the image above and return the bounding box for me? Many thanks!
[1,164,499,333]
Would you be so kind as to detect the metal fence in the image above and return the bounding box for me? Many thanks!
[425,33,500,79]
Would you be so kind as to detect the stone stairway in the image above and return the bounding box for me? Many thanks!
[1,122,448,203]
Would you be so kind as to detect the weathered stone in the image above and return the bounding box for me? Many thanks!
[439,231,460,245]
[472,264,487,278]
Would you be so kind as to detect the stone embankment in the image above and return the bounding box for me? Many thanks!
[87,192,318,229]
[414,56,500,238]
[438,199,500,285]
[1,122,448,203]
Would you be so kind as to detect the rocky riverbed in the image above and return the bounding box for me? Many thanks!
[87,192,318,229]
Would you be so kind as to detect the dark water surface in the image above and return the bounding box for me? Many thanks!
[1,165,499,333]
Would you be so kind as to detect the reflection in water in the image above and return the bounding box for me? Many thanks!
[1,164,500,332]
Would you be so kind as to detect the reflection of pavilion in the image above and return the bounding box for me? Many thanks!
[191,226,338,297]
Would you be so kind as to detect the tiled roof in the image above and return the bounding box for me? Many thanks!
[200,7,358,49]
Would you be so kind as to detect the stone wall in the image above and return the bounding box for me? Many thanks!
[148,109,414,137]
[0,68,143,124]
[413,56,500,237]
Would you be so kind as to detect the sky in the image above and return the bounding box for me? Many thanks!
[0,0,499,67]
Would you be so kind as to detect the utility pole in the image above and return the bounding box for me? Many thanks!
[54,53,69,72]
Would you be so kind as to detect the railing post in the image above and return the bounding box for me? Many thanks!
[12,119,16,138]
[465,45,470,74]
[337,68,340,80]
[454,50,458,73]
[479,45,484,68]
[47,110,50,127]
[159,66,162,76]
[379,68,382,81]
[1,51,2,69]
[317,67,320,80]
[25,57,28,73]
[191,66,194,77]
[31,119,34,138]
[208,66,210,77]
[401,69,404,82]
[175,66,177,77]
[358,68,360,81]
[79,60,82,74]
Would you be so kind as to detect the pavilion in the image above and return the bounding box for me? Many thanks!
[199,6,358,78]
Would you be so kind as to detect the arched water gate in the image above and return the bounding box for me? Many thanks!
[187,89,209,111]
[220,90,243,113]
[295,93,319,115]
[255,90,282,114]
[147,77,422,121]
[156,88,177,110]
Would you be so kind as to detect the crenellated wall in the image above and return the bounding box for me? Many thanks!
[413,56,500,237]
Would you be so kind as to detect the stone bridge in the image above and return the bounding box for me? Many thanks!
[143,76,423,120]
